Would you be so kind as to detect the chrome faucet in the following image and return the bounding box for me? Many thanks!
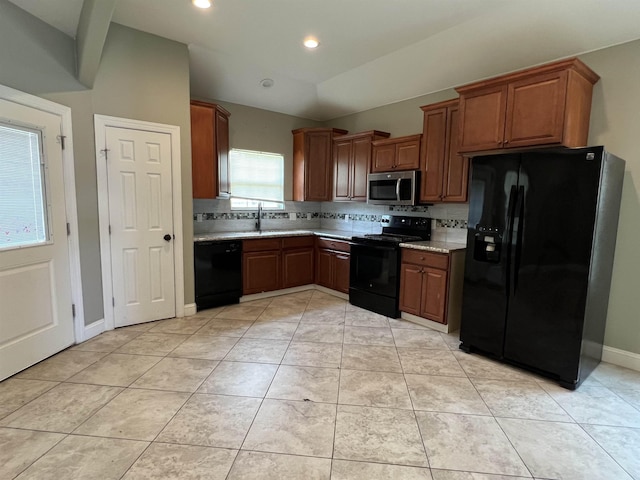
[255,202,262,231]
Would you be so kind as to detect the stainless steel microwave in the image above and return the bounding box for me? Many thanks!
[367,171,419,205]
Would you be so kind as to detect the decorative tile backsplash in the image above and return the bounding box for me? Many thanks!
[193,199,469,244]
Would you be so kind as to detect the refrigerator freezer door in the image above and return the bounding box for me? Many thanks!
[460,154,520,357]
[503,149,602,384]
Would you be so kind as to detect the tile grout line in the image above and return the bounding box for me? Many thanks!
[224,294,311,479]
[329,305,347,478]
[393,326,432,471]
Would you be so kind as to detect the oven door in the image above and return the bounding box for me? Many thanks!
[349,242,399,298]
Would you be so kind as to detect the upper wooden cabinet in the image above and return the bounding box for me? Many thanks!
[371,134,421,172]
[420,99,468,203]
[190,101,231,198]
[333,130,390,202]
[455,58,599,153]
[293,127,348,201]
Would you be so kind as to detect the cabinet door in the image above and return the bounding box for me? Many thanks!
[351,136,372,201]
[216,109,230,196]
[282,248,314,288]
[420,107,447,202]
[333,139,352,201]
[315,249,334,288]
[504,70,568,148]
[399,263,423,316]
[420,267,448,324]
[305,131,333,201]
[190,104,216,198]
[243,251,281,295]
[442,106,469,202]
[395,139,421,171]
[458,84,508,153]
[334,253,351,294]
[371,144,396,172]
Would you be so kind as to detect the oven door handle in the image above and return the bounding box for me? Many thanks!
[395,178,401,201]
[352,243,399,252]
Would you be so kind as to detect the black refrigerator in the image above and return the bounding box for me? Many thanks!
[460,146,625,389]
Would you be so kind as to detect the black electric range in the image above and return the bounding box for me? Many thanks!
[350,215,431,317]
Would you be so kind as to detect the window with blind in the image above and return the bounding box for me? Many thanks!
[229,149,284,209]
[0,122,49,250]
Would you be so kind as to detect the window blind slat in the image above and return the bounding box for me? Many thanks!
[0,124,48,249]
[229,149,284,209]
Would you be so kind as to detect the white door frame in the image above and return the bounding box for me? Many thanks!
[0,83,85,342]
[94,115,185,331]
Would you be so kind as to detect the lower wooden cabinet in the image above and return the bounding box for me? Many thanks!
[282,248,314,288]
[315,237,351,294]
[243,250,281,295]
[243,236,314,294]
[242,235,351,296]
[399,248,465,328]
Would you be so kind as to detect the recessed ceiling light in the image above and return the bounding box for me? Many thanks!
[260,78,274,88]
[192,0,211,9]
[303,37,319,49]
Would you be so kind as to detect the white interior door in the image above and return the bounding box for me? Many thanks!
[0,99,74,381]
[105,126,176,327]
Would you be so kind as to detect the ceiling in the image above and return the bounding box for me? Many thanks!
[9,0,640,120]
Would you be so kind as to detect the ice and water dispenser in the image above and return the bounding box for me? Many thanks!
[473,226,502,263]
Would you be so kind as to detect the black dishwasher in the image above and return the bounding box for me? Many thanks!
[194,240,242,310]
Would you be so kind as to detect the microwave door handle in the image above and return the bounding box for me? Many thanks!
[395,178,401,201]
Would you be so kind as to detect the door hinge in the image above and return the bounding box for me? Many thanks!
[112,297,115,307]
[66,223,71,236]
[101,148,109,160]
[57,135,66,150]
[108,225,111,235]
[71,304,76,318]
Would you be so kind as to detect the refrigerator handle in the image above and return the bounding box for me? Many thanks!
[513,185,525,293]
[505,185,518,297]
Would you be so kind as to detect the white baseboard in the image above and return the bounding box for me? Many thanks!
[312,285,349,300]
[400,312,450,333]
[602,345,640,372]
[183,303,197,317]
[241,285,316,303]
[83,318,106,342]
[240,284,348,303]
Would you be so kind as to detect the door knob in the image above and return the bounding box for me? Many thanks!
[163,234,172,242]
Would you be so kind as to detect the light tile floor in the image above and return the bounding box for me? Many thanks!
[1,289,640,479]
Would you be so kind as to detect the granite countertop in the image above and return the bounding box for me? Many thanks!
[399,240,467,253]
[193,229,354,242]
[194,230,466,253]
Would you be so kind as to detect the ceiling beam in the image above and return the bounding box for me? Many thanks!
[76,0,116,88]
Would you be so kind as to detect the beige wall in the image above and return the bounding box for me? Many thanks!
[45,23,193,325]
[193,99,323,200]
[328,88,457,137]
[581,41,640,354]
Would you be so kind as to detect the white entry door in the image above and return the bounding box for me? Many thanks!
[0,99,74,381]
[105,126,176,327]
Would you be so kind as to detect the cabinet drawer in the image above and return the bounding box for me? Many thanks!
[243,238,282,252]
[402,248,448,270]
[282,236,314,249]
[316,237,351,253]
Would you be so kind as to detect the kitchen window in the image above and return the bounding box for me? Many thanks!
[229,148,284,210]
[0,122,49,250]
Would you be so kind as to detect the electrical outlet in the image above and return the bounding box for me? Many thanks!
[344,214,349,222]
[196,213,203,222]
[289,212,296,220]
[306,213,312,220]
